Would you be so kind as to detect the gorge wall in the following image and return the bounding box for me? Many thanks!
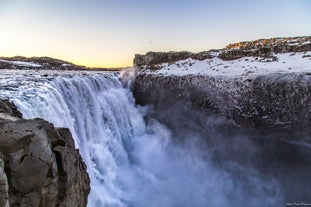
[0,99,90,207]
[134,36,311,68]
[133,73,311,134]
[132,36,311,140]
[131,37,311,202]
[0,36,310,206]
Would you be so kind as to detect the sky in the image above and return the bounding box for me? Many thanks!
[0,0,310,67]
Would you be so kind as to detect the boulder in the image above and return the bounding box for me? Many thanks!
[0,100,90,207]
[0,156,9,207]
[0,99,22,118]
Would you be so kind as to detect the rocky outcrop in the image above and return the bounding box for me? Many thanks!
[132,72,311,138]
[0,156,9,207]
[134,51,193,67]
[225,36,311,50]
[0,99,22,118]
[134,51,218,68]
[0,100,90,207]
[218,40,311,60]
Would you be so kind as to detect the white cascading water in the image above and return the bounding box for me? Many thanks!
[0,70,283,207]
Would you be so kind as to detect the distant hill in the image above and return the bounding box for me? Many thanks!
[0,56,123,71]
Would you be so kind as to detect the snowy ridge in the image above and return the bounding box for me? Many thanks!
[140,51,311,77]
[135,36,311,77]
[0,59,42,67]
[133,38,311,129]
[0,56,115,71]
[226,36,311,50]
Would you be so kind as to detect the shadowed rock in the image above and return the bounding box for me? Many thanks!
[0,100,90,207]
[132,72,311,140]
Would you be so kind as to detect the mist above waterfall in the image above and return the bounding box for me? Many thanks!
[1,70,310,206]
[126,116,285,207]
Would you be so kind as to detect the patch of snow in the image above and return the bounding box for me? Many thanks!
[61,63,71,67]
[287,42,300,46]
[142,52,311,77]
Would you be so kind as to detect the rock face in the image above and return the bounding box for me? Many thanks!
[134,51,216,68]
[132,37,311,202]
[132,72,311,138]
[0,100,90,207]
[132,36,311,138]
[0,99,22,118]
[0,156,9,207]
[219,36,311,60]
[134,51,192,67]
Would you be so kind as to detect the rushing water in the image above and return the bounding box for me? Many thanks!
[1,69,303,207]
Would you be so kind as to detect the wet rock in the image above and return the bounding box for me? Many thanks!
[0,101,90,207]
[0,156,9,207]
[0,99,22,118]
[132,73,311,139]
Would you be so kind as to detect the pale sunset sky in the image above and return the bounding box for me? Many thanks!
[0,0,310,67]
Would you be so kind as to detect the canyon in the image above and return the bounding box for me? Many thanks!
[0,36,310,206]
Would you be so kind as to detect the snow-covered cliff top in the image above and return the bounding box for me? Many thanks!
[135,36,311,77]
[140,51,311,77]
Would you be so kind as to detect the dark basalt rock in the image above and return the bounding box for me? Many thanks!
[134,50,220,68]
[0,156,9,207]
[0,99,90,207]
[132,73,311,140]
[0,99,22,118]
[130,36,311,202]
[218,49,248,60]
[296,43,311,52]
[132,36,311,137]
[132,59,311,202]
[134,51,193,67]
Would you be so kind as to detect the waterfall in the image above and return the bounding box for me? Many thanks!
[0,70,284,207]
[3,71,144,206]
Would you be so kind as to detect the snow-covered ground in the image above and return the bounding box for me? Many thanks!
[141,52,311,77]
[0,59,42,67]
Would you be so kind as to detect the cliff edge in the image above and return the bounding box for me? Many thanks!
[132,36,311,138]
[134,36,311,68]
